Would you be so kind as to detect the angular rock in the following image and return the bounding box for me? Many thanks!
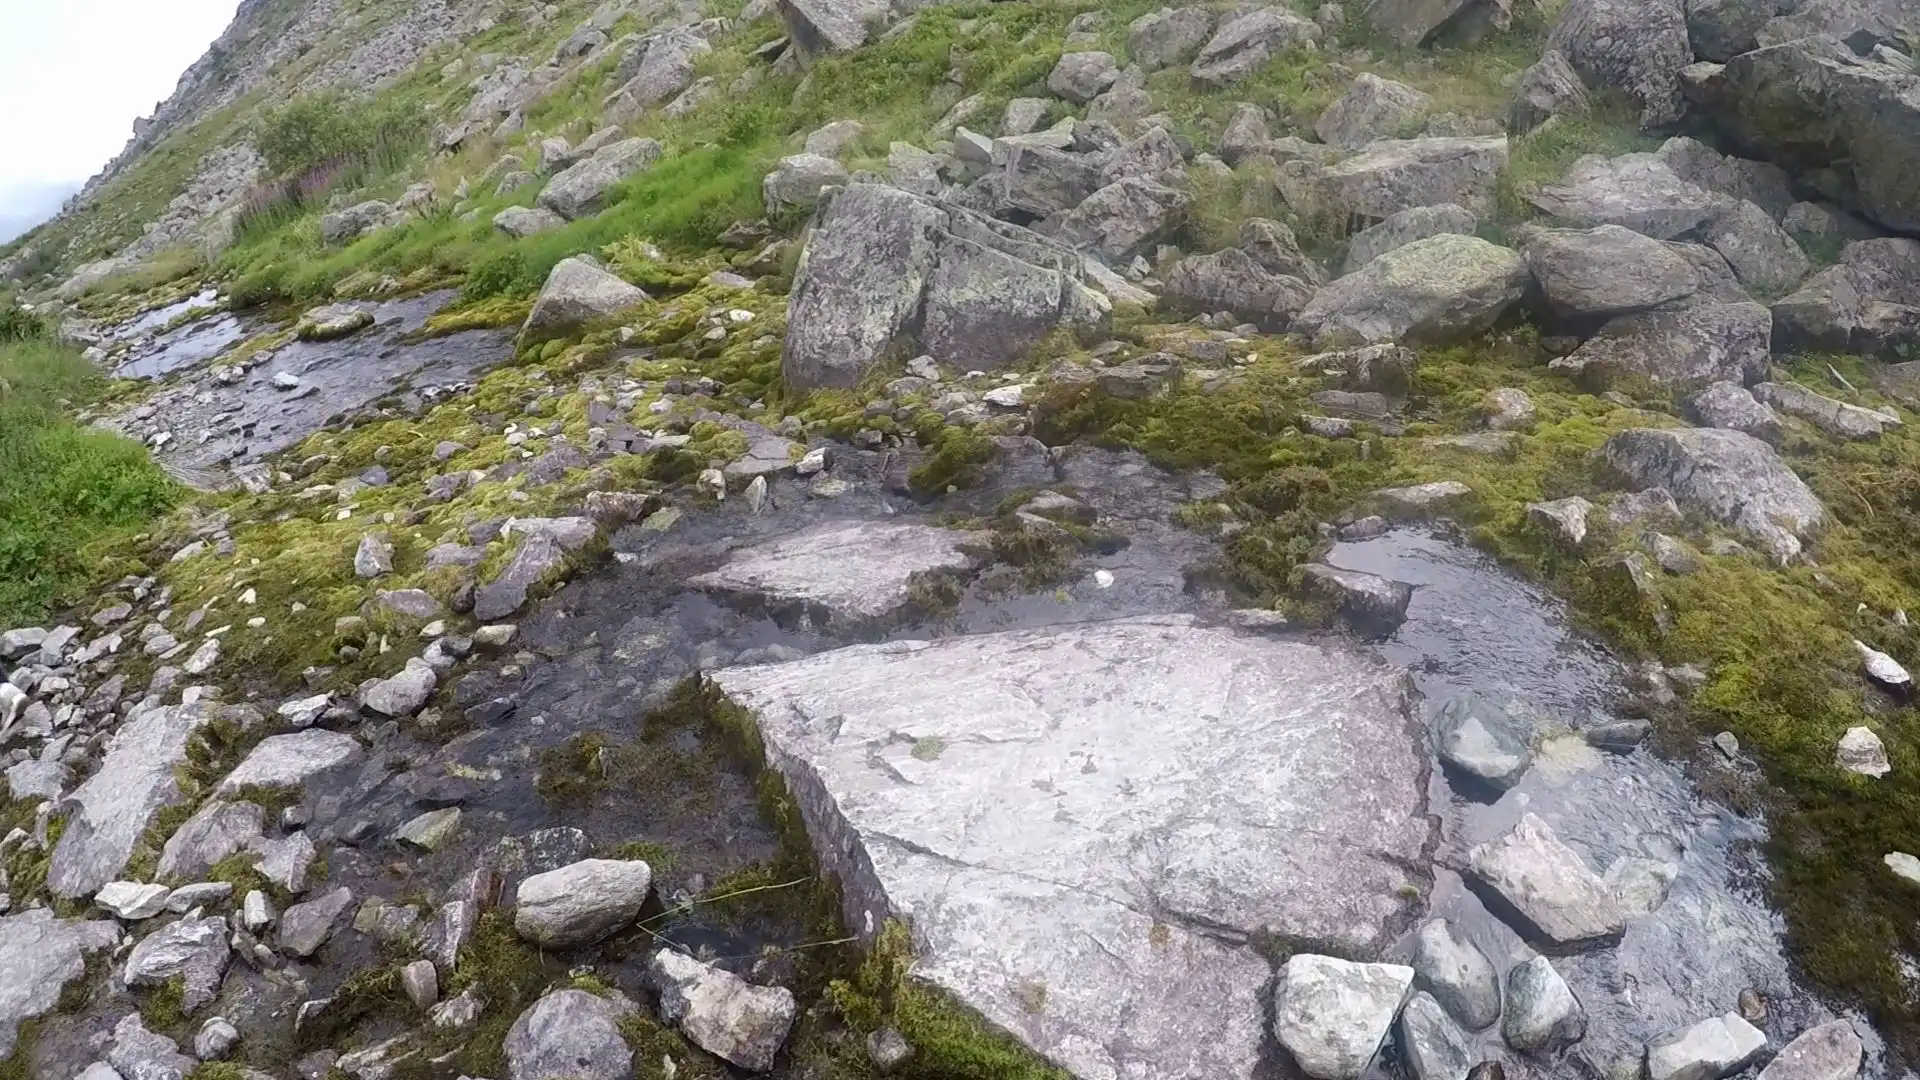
[1468,812,1625,946]
[1433,692,1532,790]
[1054,178,1192,262]
[211,729,363,803]
[1509,50,1590,135]
[123,915,230,1012]
[804,119,867,157]
[96,882,171,920]
[49,702,208,898]
[320,200,395,246]
[0,910,121,1057]
[1552,301,1771,388]
[472,533,564,621]
[504,988,639,1080]
[1398,991,1476,1080]
[293,303,373,342]
[1685,0,1786,60]
[395,807,461,851]
[106,1013,195,1080]
[537,137,663,220]
[605,31,710,120]
[1190,7,1322,84]
[1753,382,1900,440]
[523,257,648,338]
[779,0,893,57]
[253,832,317,894]
[493,206,568,238]
[1317,74,1433,150]
[1771,238,1920,357]
[1701,201,1809,295]
[1657,137,1795,220]
[1128,7,1216,70]
[690,521,973,625]
[1502,955,1586,1051]
[1756,1020,1863,1080]
[1689,381,1782,440]
[1547,0,1692,126]
[1528,496,1594,548]
[279,887,354,958]
[514,859,653,947]
[709,615,1432,1079]
[1289,135,1507,220]
[1484,386,1535,430]
[1342,203,1478,275]
[1646,1013,1768,1080]
[1301,563,1414,637]
[1241,217,1325,284]
[156,800,264,883]
[1049,51,1120,104]
[1164,247,1315,331]
[764,153,849,212]
[1528,153,1726,239]
[360,658,439,718]
[1295,233,1528,348]
[1272,954,1414,1080]
[1525,224,1700,318]
[650,948,797,1070]
[1599,427,1824,561]
[1409,919,1500,1030]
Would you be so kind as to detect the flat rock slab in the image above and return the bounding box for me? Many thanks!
[48,702,209,899]
[0,909,121,1057]
[689,521,977,625]
[213,729,364,797]
[710,614,1433,1080]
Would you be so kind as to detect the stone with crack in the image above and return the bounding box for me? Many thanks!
[690,521,976,625]
[1468,813,1625,946]
[649,948,797,1071]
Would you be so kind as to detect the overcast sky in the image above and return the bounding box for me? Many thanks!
[0,0,241,243]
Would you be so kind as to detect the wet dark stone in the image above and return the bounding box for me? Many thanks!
[465,697,519,727]
[1584,720,1651,752]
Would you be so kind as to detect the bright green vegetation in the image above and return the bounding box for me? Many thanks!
[0,341,176,626]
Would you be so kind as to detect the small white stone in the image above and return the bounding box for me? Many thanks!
[96,881,172,920]
[1855,639,1912,691]
[1886,851,1920,886]
[1093,569,1115,589]
[1836,726,1890,778]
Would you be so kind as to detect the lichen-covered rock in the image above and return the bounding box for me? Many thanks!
[1599,427,1825,561]
[214,729,363,798]
[649,948,797,1071]
[1048,51,1121,103]
[1127,7,1216,70]
[522,257,648,338]
[493,206,568,238]
[1525,224,1701,318]
[778,0,893,57]
[1316,74,1433,150]
[1551,301,1771,388]
[504,988,640,1080]
[1527,153,1725,239]
[603,29,710,120]
[1688,381,1783,441]
[0,910,121,1057]
[1285,135,1507,219]
[1271,954,1415,1080]
[293,303,373,342]
[1054,177,1192,261]
[763,152,849,212]
[1190,7,1322,85]
[1547,0,1692,126]
[1700,200,1809,294]
[1164,247,1315,330]
[1362,0,1516,46]
[1528,496,1595,548]
[1509,49,1590,135]
[48,702,209,898]
[320,200,395,246]
[1343,203,1478,275]
[690,521,975,624]
[122,915,230,1013]
[537,137,663,220]
[1469,813,1625,946]
[1753,381,1901,440]
[1771,238,1920,356]
[1294,233,1527,347]
[1656,137,1796,219]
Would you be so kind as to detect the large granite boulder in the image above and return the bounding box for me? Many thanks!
[1128,6,1216,70]
[1343,203,1478,275]
[0,910,121,1057]
[1525,224,1701,319]
[1527,153,1725,239]
[709,615,1434,1080]
[779,0,893,58]
[1547,0,1692,127]
[1190,8,1323,84]
[48,703,208,898]
[522,257,648,338]
[1550,301,1772,388]
[1273,954,1415,1079]
[1164,247,1316,330]
[1361,0,1517,46]
[1294,233,1528,347]
[689,521,975,625]
[1316,74,1434,150]
[782,183,1107,390]
[1699,37,1920,233]
[1599,427,1825,561]
[1771,237,1920,356]
[1283,135,1508,219]
[537,137,663,220]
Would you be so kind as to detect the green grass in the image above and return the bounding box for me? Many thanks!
[0,342,176,626]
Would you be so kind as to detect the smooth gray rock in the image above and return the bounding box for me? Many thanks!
[122,915,230,1012]
[1599,427,1824,562]
[279,887,354,958]
[1509,49,1590,135]
[1502,955,1585,1051]
[1164,247,1315,331]
[1343,204,1478,275]
[764,152,849,212]
[1287,135,1508,220]
[1551,301,1771,388]
[1836,726,1891,778]
[1432,692,1532,790]
[1528,153,1725,239]
[1128,7,1215,70]
[214,729,363,798]
[1756,1020,1863,1080]
[1295,233,1528,348]
[49,702,209,898]
[1049,51,1120,103]
[1646,1013,1768,1080]
[537,137,663,220]
[1468,813,1625,946]
[522,257,648,337]
[1547,0,1691,126]
[1753,382,1901,440]
[493,206,568,238]
[650,948,797,1070]
[1301,563,1413,637]
[1525,224,1700,318]
[359,658,439,718]
[1689,381,1782,441]
[294,303,374,342]
[1272,954,1415,1080]
[1527,496,1594,547]
[1190,7,1322,84]
[513,859,653,947]
[690,521,974,624]
[0,909,121,1057]
[709,615,1433,1079]
[1397,991,1476,1080]
[504,988,639,1080]
[1317,74,1433,150]
[1409,919,1500,1030]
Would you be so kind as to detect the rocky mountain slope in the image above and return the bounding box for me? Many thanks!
[0,0,1918,1077]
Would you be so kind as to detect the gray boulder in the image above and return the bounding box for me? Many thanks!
[122,915,230,1013]
[604,31,710,121]
[522,257,648,337]
[320,200,395,246]
[1509,50,1590,135]
[514,859,653,947]
[690,521,974,624]
[1055,178,1192,261]
[156,800,264,882]
[354,534,393,579]
[1753,381,1901,440]
[1397,992,1476,1080]
[1527,153,1725,238]
[1432,692,1532,790]
[1502,955,1586,1051]
[1771,238,1920,356]
[1049,52,1120,103]
[709,615,1434,1079]
[1242,217,1325,283]
[1000,144,1108,217]
[359,657,439,718]
[1550,301,1771,388]
[473,533,566,620]
[1190,7,1322,85]
[1547,0,1692,126]
[1272,954,1415,1080]
[1301,563,1414,637]
[1689,381,1783,440]
[504,988,639,1080]
[1128,7,1216,70]
[1656,137,1795,219]
[293,303,373,342]
[279,886,354,958]
[1294,233,1528,347]
[1343,203,1478,275]
[1599,427,1824,561]
[1285,135,1507,219]
[106,1013,196,1080]
[650,948,797,1071]
[214,729,363,798]
[1362,0,1517,46]
[1468,813,1625,946]
[537,137,663,220]
[493,206,568,238]
[1700,200,1809,295]
[0,910,121,1057]
[1525,224,1701,318]
[804,119,867,157]
[1700,37,1920,234]
[1165,247,1316,330]
[49,702,208,898]
[1646,1013,1768,1080]
[782,183,1106,390]
[1316,74,1433,150]
[1685,0,1790,60]
[1409,919,1500,1030]
[1756,1020,1863,1080]
[764,153,849,213]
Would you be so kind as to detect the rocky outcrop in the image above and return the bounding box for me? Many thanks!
[689,521,975,624]
[709,615,1432,1079]
[1599,427,1825,561]
[1294,233,1528,347]
[48,702,208,898]
[537,137,664,220]
[782,183,1107,390]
